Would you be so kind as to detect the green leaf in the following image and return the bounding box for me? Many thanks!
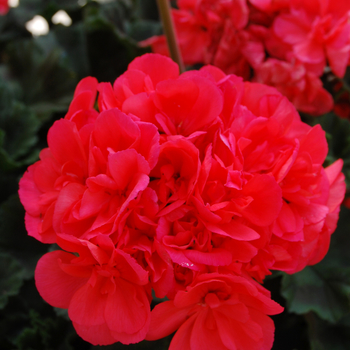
[134,0,160,21]
[5,37,77,118]
[83,4,149,83]
[0,195,48,279]
[0,101,39,159]
[0,252,25,309]
[53,307,69,321]
[50,0,82,12]
[11,0,47,24]
[0,80,41,170]
[53,23,90,80]
[15,310,75,350]
[125,19,162,41]
[97,0,134,33]
[281,266,350,323]
[11,0,81,26]
[306,313,350,350]
[281,207,350,323]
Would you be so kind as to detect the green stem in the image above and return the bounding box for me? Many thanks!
[156,0,185,73]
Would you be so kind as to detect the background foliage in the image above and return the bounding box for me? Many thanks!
[0,1,349,349]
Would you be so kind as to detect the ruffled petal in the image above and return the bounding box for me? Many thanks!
[35,251,87,309]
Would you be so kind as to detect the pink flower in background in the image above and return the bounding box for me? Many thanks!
[272,0,350,77]
[142,0,350,116]
[141,0,260,79]
[255,58,333,115]
[209,25,265,79]
[0,0,8,15]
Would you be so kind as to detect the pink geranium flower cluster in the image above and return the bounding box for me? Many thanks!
[142,0,350,116]
[19,54,345,349]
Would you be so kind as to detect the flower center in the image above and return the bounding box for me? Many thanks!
[204,292,221,308]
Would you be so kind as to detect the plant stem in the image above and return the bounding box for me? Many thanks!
[156,0,185,73]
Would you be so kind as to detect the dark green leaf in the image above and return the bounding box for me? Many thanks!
[11,0,81,26]
[83,5,148,83]
[0,195,48,278]
[11,0,47,25]
[53,23,90,79]
[5,37,77,117]
[15,310,75,350]
[97,0,134,33]
[0,252,25,309]
[281,265,350,323]
[281,207,350,323]
[306,313,350,350]
[0,81,41,170]
[134,0,159,21]
[125,19,162,41]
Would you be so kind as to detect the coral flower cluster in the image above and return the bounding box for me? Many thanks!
[19,54,345,349]
[142,0,350,116]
